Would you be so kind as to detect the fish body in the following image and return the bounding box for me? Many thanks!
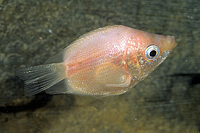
[17,25,177,96]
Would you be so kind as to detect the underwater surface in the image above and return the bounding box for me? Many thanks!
[0,0,199,132]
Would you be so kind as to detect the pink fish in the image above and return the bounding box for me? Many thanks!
[17,25,177,96]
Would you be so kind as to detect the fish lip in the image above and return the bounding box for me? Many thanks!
[165,36,177,50]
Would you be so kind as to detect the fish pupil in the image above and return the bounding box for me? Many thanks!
[150,50,156,57]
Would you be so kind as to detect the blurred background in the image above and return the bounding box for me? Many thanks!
[0,0,199,132]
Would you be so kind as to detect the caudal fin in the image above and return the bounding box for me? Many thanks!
[16,63,65,96]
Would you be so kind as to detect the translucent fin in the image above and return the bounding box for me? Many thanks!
[45,79,66,94]
[45,51,65,64]
[45,26,120,64]
[16,63,66,96]
[105,75,132,87]
[45,79,75,95]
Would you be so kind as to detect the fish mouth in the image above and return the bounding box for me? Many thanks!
[167,36,177,46]
[160,36,177,51]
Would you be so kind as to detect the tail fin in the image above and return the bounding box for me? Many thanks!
[16,63,65,96]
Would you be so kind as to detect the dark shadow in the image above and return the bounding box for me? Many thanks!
[0,93,53,113]
[171,73,200,131]
[171,73,200,86]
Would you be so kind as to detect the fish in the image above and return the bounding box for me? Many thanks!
[16,25,177,96]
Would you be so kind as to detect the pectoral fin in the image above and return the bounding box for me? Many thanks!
[95,61,131,87]
[105,75,131,87]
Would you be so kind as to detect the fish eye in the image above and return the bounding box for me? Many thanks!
[145,45,160,60]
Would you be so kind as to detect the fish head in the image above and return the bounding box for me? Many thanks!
[127,30,177,80]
